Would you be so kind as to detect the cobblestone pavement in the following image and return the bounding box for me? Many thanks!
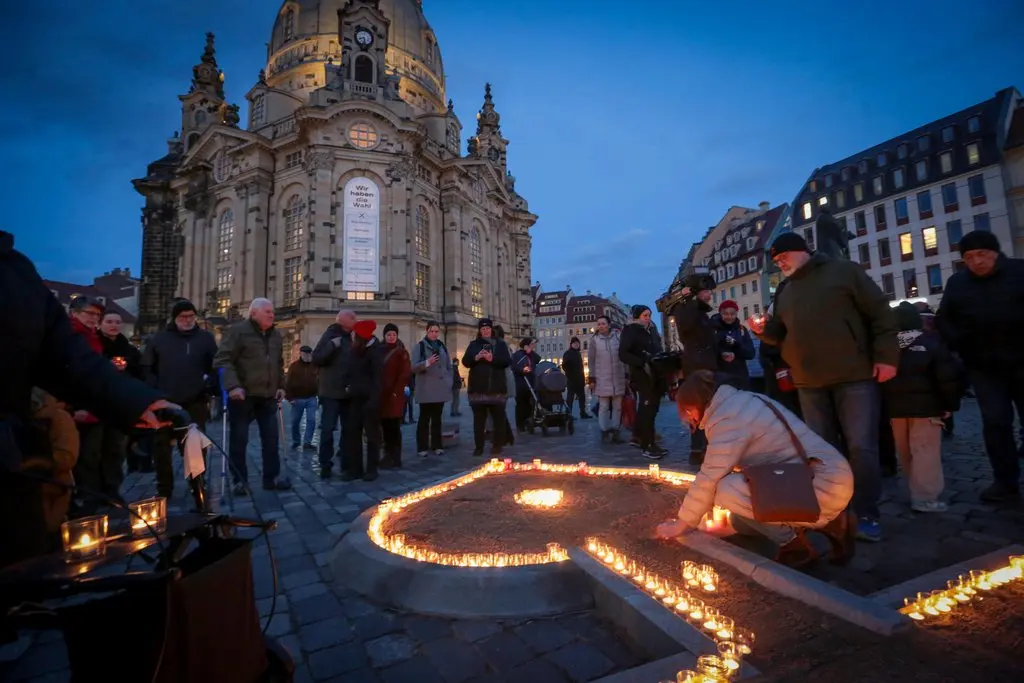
[2,395,1021,681]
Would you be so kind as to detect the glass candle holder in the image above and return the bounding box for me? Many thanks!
[696,654,731,680]
[699,566,719,592]
[61,514,108,563]
[715,617,735,641]
[687,597,705,622]
[681,560,698,585]
[129,496,167,538]
[703,606,720,631]
[717,641,742,673]
[676,670,699,683]
[734,628,755,656]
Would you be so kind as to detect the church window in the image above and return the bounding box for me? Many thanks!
[283,9,294,40]
[186,132,200,150]
[472,179,484,203]
[425,38,435,65]
[415,263,430,308]
[446,124,459,153]
[415,206,430,258]
[354,55,374,84]
[348,123,379,149]
[216,266,233,290]
[471,278,484,318]
[251,94,265,126]
[283,195,305,251]
[283,257,302,305]
[195,110,207,126]
[214,152,230,183]
[469,226,482,275]
[285,151,303,168]
[217,210,234,263]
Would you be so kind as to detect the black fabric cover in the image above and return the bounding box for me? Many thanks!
[537,370,567,393]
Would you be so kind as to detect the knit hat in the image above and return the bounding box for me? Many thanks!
[894,302,923,332]
[718,300,739,313]
[478,317,493,329]
[170,299,197,319]
[769,233,810,259]
[383,323,399,337]
[519,337,534,349]
[630,304,651,319]
[958,230,1000,256]
[70,295,105,313]
[570,336,580,345]
[353,320,377,341]
[674,370,719,419]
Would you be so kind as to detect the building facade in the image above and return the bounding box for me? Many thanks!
[134,0,537,363]
[533,287,570,364]
[790,87,1022,309]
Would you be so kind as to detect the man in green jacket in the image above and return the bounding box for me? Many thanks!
[750,233,898,543]
[214,298,291,495]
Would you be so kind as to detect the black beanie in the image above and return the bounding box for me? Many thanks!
[630,304,650,319]
[958,230,1000,256]
[570,336,580,345]
[478,317,493,329]
[894,302,923,332]
[383,323,399,336]
[769,233,810,259]
[171,299,197,319]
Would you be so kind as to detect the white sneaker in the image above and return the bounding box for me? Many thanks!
[417,450,429,457]
[434,449,445,456]
[911,500,948,513]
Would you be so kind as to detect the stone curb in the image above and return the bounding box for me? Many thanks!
[869,544,1024,609]
[680,531,911,636]
[571,549,759,680]
[331,507,593,619]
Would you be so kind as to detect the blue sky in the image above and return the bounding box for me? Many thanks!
[4,0,1022,311]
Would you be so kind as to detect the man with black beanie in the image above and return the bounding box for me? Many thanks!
[937,231,1024,502]
[140,299,218,499]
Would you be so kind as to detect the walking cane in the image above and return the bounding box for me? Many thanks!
[218,368,234,511]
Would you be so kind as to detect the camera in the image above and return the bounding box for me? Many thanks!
[648,350,683,377]
[682,266,716,294]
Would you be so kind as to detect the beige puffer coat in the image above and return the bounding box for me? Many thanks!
[587,331,628,397]
[677,385,853,529]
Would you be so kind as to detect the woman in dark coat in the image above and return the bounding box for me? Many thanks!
[462,318,511,456]
[511,338,541,431]
[378,324,411,468]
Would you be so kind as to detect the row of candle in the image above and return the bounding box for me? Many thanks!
[60,496,169,563]
[489,457,696,488]
[584,538,753,677]
[900,555,1024,621]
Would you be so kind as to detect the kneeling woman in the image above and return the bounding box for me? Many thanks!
[657,371,856,567]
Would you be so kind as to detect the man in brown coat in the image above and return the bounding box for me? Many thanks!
[285,346,319,451]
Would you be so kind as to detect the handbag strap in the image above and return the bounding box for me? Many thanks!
[754,395,811,466]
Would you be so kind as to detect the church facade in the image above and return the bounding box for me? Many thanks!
[134,0,537,360]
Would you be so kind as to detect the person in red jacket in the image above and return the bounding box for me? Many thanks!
[378,324,411,468]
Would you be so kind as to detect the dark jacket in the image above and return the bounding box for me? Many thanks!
[561,348,585,388]
[882,329,962,419]
[213,319,285,398]
[349,337,384,408]
[710,314,755,380]
[759,253,899,389]
[619,322,663,392]
[311,323,355,399]
[377,341,411,419]
[463,337,512,403]
[511,349,541,395]
[936,254,1024,373]
[100,333,143,380]
[141,324,218,404]
[284,360,319,400]
[670,297,718,374]
[0,231,160,444]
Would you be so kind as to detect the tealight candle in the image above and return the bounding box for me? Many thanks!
[733,628,755,656]
[61,514,109,563]
[696,654,731,680]
[717,641,742,672]
[676,670,699,683]
[649,463,660,478]
[716,617,734,641]
[681,560,698,584]
[903,597,925,620]
[688,597,705,621]
[129,496,167,538]
[703,606,720,631]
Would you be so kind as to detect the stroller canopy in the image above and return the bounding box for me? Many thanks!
[537,367,568,393]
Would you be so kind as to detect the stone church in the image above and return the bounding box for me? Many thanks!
[134,0,537,359]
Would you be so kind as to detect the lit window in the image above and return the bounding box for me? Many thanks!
[415,263,430,307]
[218,210,234,263]
[966,143,980,166]
[903,268,918,298]
[346,291,374,301]
[471,278,483,317]
[835,189,846,209]
[283,256,302,305]
[802,202,812,220]
[283,195,305,251]
[915,159,928,182]
[415,206,430,258]
[872,175,884,195]
[853,183,864,202]
[922,227,938,256]
[469,226,482,275]
[899,232,914,260]
[927,264,943,294]
[940,151,952,174]
[348,123,379,149]
[818,196,828,206]
[967,116,981,134]
[893,168,905,189]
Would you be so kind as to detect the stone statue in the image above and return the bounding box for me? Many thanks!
[815,208,853,260]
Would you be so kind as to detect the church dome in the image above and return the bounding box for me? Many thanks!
[266,0,445,113]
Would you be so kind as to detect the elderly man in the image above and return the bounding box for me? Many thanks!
[311,308,357,480]
[214,298,290,494]
[750,233,898,543]
[937,231,1024,502]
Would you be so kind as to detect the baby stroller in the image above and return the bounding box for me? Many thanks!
[523,365,575,436]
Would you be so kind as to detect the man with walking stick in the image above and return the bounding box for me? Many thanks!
[214,298,292,496]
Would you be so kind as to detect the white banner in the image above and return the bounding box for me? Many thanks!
[342,177,380,292]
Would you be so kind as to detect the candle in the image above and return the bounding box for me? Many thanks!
[503,458,513,471]
[61,514,109,562]
[696,655,730,680]
[649,463,660,478]
[716,641,742,672]
[675,670,699,683]
[715,617,734,641]
[129,496,167,538]
[733,628,755,656]
[112,356,127,371]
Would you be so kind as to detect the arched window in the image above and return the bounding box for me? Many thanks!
[283,195,305,252]
[186,132,200,150]
[354,55,374,84]
[194,110,207,126]
[217,210,234,263]
[214,152,231,183]
[415,206,430,258]
[251,94,265,127]
[283,9,294,39]
[469,226,482,275]
[446,124,459,153]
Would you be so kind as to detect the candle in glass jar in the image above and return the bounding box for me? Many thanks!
[61,514,109,563]
[112,356,127,371]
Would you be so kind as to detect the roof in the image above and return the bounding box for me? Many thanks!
[534,290,570,316]
[44,279,137,323]
[1006,106,1024,150]
[702,204,787,273]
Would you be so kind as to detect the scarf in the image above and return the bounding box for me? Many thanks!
[423,337,444,355]
[897,330,923,349]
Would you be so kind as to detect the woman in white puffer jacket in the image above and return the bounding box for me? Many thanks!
[657,371,856,567]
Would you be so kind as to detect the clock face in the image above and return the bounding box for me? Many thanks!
[355,29,373,47]
[488,147,500,162]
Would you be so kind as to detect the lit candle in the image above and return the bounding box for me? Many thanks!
[649,463,660,478]
[702,606,720,631]
[716,617,734,641]
[696,654,730,680]
[533,458,542,469]
[734,628,755,656]
[503,458,513,471]
[716,641,742,672]
[129,497,167,538]
[61,514,109,563]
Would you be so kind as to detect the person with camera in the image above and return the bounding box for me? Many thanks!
[462,318,511,456]
[669,271,720,464]
[619,305,668,459]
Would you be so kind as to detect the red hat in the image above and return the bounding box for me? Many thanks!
[718,300,739,313]
[353,320,377,340]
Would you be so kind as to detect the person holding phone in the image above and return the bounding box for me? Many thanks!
[462,318,511,456]
[411,320,452,457]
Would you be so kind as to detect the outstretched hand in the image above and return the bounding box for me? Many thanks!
[655,519,692,540]
[136,399,184,429]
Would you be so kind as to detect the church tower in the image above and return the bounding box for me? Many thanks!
[335,0,399,103]
[467,84,509,173]
[179,33,239,152]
